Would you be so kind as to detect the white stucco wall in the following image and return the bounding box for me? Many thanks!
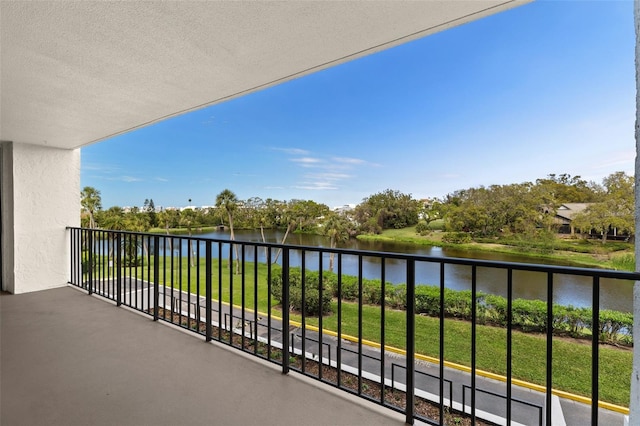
[631,1,640,423]
[2,142,80,293]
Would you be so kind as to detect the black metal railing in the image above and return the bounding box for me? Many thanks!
[68,227,640,426]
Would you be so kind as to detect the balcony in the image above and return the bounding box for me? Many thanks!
[0,285,402,426]
[3,227,638,426]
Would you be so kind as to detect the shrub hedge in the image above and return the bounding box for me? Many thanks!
[270,268,332,316]
[270,268,633,345]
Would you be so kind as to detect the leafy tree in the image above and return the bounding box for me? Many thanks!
[445,183,546,237]
[354,189,420,232]
[535,173,601,204]
[572,171,634,243]
[216,189,240,274]
[272,199,329,263]
[143,198,157,227]
[81,186,102,228]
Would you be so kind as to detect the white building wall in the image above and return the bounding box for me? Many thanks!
[1,142,80,293]
[631,1,640,422]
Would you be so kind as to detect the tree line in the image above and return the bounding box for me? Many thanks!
[81,171,634,245]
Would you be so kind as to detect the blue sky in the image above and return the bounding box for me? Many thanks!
[81,1,635,209]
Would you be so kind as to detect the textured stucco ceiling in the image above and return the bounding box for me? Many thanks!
[0,1,531,150]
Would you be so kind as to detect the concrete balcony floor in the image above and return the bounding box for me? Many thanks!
[1,286,404,426]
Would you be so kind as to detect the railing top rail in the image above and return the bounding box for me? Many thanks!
[67,227,640,281]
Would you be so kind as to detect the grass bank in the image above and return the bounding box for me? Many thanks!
[129,257,631,406]
[357,227,634,271]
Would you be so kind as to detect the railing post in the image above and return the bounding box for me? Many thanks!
[87,229,93,295]
[405,259,415,425]
[153,235,160,321]
[546,272,554,426]
[206,240,212,342]
[282,248,290,374]
[116,233,122,306]
[592,276,600,425]
[471,265,477,424]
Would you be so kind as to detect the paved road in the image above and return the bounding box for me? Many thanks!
[90,278,627,426]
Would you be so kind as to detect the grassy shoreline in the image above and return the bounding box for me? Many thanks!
[357,227,635,271]
[147,225,633,270]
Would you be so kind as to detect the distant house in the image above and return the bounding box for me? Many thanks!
[333,204,355,215]
[552,203,592,234]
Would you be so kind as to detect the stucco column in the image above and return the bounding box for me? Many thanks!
[632,1,640,424]
[1,142,80,294]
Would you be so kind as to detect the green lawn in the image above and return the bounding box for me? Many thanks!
[126,256,631,406]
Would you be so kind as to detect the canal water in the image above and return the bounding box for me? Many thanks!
[167,229,633,313]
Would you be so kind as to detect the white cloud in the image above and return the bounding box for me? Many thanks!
[271,147,310,155]
[120,176,143,182]
[304,172,352,181]
[332,156,366,165]
[293,181,338,190]
[291,157,323,166]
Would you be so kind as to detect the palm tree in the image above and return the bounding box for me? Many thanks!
[99,206,127,267]
[322,213,351,271]
[216,189,240,274]
[179,208,197,267]
[81,186,102,228]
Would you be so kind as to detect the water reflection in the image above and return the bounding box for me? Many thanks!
[156,229,633,312]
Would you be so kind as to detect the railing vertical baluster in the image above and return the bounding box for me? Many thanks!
[170,238,175,321]
[253,246,258,354]
[357,255,363,394]
[147,235,152,316]
[197,241,201,324]
[380,257,386,405]
[116,233,122,306]
[153,235,159,321]
[267,246,272,360]
[471,265,477,424]
[98,231,102,295]
[507,268,513,425]
[161,237,167,321]
[282,248,290,374]
[187,237,192,329]
[133,234,138,308]
[301,251,306,374]
[229,243,234,346]
[337,253,343,388]
[218,242,222,342]
[592,276,600,426]
[178,238,183,326]
[70,228,75,285]
[241,244,246,350]
[546,272,554,426]
[87,229,93,295]
[136,234,141,308]
[206,240,212,342]
[318,252,324,381]
[405,259,415,425]
[439,262,445,424]
[68,228,73,284]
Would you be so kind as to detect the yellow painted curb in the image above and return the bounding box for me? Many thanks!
[215,299,629,415]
